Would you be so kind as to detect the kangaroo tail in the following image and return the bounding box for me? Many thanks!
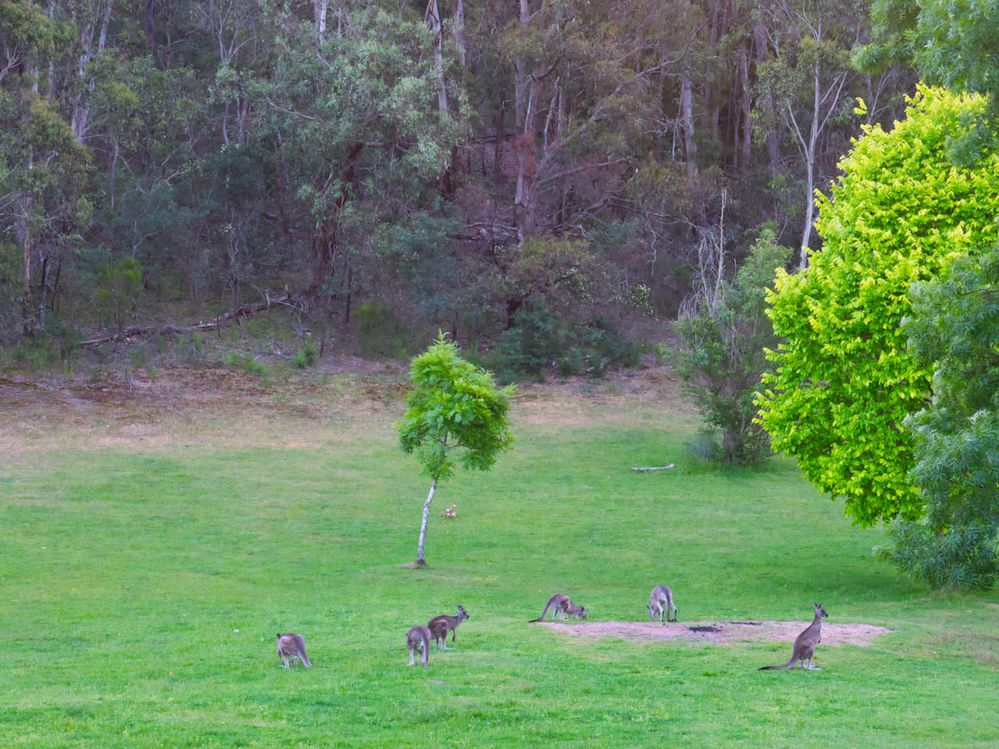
[759,658,795,671]
[529,603,553,623]
[301,652,313,669]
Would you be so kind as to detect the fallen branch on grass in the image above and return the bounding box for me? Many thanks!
[631,464,675,472]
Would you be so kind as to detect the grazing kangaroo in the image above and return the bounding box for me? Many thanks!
[428,605,469,649]
[647,584,678,624]
[529,593,587,622]
[759,603,828,671]
[275,633,312,668]
[406,625,431,667]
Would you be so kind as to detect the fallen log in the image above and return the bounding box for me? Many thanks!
[631,464,675,473]
[79,291,298,346]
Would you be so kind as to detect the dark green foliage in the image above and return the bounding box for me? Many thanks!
[492,305,640,382]
[353,302,411,358]
[882,246,999,589]
[675,228,792,465]
[860,0,999,158]
[95,258,142,329]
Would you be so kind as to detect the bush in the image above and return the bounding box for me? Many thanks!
[675,228,791,465]
[354,302,411,358]
[222,351,268,379]
[293,342,318,369]
[492,305,640,381]
[96,257,143,329]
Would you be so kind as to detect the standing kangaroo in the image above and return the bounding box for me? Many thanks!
[406,625,431,667]
[647,584,678,624]
[427,605,469,650]
[275,633,313,668]
[529,593,587,622]
[759,603,828,670]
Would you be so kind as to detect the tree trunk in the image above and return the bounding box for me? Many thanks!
[306,142,363,298]
[754,21,780,177]
[415,478,437,566]
[800,148,815,269]
[71,0,113,144]
[799,62,821,270]
[425,0,449,115]
[453,0,466,68]
[314,0,330,45]
[737,41,752,172]
[680,75,697,181]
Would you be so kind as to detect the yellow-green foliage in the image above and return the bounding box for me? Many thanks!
[757,86,999,526]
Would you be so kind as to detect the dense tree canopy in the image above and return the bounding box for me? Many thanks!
[1,0,916,372]
[757,86,999,526]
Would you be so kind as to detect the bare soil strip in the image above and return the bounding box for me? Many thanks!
[537,620,891,646]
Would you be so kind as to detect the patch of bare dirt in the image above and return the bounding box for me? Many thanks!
[0,358,690,454]
[537,620,892,647]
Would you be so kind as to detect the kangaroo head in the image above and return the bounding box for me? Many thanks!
[813,602,828,619]
[579,606,587,620]
[457,605,469,620]
[646,604,657,619]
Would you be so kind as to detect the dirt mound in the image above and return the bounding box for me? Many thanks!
[536,620,891,647]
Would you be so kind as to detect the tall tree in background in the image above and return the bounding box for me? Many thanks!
[756,0,863,268]
[0,0,90,337]
[260,2,462,311]
[675,225,791,464]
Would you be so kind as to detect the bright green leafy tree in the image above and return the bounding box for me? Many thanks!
[881,246,999,589]
[399,334,514,566]
[756,86,999,526]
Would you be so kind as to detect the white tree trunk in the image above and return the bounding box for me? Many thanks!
[680,75,697,180]
[425,0,448,115]
[415,478,437,566]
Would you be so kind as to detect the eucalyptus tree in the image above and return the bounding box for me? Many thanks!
[0,0,90,338]
[258,1,463,311]
[755,0,867,268]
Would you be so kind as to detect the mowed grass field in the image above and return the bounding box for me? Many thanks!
[1,370,997,748]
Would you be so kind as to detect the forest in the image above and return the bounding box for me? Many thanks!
[2,0,914,359]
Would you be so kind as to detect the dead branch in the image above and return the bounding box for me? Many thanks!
[80,291,300,346]
[631,464,675,472]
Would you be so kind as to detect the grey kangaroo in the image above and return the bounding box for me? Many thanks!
[759,603,828,670]
[406,625,431,667]
[275,633,312,668]
[428,605,469,650]
[529,593,587,622]
[647,584,678,624]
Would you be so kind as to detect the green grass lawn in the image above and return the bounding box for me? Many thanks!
[1,382,997,747]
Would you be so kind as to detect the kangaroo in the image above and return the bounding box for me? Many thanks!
[529,593,587,623]
[647,584,678,624]
[759,603,828,671]
[275,633,312,668]
[427,605,469,650]
[406,625,431,667]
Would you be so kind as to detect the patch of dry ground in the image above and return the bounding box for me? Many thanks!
[0,357,691,454]
[537,620,891,647]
